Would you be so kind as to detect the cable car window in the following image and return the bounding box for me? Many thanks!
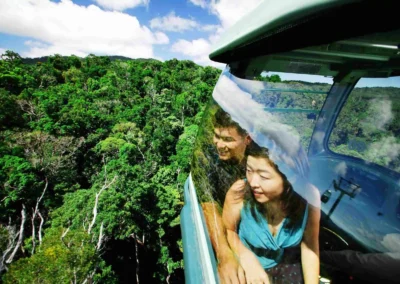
[328,77,400,173]
[316,76,400,284]
[181,2,400,283]
[191,67,330,283]
[192,69,332,207]
[251,72,331,152]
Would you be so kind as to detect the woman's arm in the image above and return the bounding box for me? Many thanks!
[222,180,246,256]
[301,205,320,284]
[223,180,270,284]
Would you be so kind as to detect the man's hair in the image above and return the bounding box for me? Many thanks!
[212,108,248,137]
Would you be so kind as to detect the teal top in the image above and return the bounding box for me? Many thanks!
[238,202,309,269]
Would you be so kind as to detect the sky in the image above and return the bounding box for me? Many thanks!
[0,0,264,68]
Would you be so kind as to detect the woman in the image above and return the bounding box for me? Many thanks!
[223,143,320,284]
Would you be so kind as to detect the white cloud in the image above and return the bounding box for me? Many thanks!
[170,38,223,68]
[150,12,220,34]
[153,32,169,44]
[25,40,47,48]
[93,0,149,11]
[208,25,224,45]
[169,25,225,66]
[165,14,224,66]
[0,0,168,59]
[22,41,88,58]
[171,38,210,58]
[0,48,6,55]
[209,0,263,29]
[200,24,220,32]
[150,12,198,32]
[188,0,263,30]
[188,0,207,9]
[173,0,262,67]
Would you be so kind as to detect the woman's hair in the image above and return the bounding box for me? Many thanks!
[244,142,307,228]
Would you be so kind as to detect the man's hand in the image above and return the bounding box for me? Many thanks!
[202,202,244,283]
[218,180,246,283]
[240,251,270,284]
[218,250,245,284]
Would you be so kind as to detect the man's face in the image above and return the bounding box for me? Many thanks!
[213,127,249,162]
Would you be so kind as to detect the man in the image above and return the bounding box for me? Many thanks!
[207,109,251,206]
[192,107,251,283]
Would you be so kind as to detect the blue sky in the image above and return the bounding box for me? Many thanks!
[0,0,263,67]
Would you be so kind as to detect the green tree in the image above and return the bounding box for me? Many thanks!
[3,228,115,284]
[0,52,220,282]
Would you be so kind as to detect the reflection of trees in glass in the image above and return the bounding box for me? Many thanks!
[190,103,219,203]
[191,78,333,198]
[329,86,400,172]
[255,74,282,83]
[251,81,330,152]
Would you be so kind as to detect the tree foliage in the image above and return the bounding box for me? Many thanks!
[0,50,220,282]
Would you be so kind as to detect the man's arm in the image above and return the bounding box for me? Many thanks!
[202,202,244,284]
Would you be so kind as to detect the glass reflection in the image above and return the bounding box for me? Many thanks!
[191,69,326,283]
[191,67,400,283]
[223,143,319,283]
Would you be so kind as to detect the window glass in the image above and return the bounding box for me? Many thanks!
[329,77,400,173]
[191,67,331,283]
[192,69,332,207]
[191,68,400,284]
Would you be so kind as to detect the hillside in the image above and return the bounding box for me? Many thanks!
[0,50,220,283]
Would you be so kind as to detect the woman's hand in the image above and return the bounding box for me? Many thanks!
[226,179,246,204]
[240,251,270,284]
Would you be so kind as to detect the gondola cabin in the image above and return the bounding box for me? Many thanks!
[180,1,400,283]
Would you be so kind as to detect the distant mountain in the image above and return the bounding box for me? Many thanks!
[21,55,160,64]
[21,56,49,64]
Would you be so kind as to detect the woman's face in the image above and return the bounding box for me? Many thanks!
[246,156,284,203]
